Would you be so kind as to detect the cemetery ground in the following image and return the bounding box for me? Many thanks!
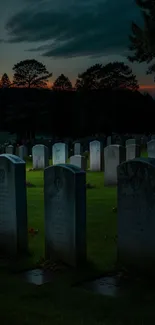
[0,151,155,325]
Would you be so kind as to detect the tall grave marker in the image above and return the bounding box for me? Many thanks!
[74,142,82,155]
[52,142,68,165]
[0,154,28,256]
[117,158,155,273]
[89,140,104,171]
[18,145,28,160]
[32,144,49,169]
[104,145,126,186]
[44,164,86,267]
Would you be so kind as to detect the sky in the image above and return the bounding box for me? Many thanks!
[0,0,155,95]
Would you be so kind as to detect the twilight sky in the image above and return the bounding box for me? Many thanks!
[0,0,155,94]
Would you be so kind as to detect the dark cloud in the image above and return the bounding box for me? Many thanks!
[2,0,142,58]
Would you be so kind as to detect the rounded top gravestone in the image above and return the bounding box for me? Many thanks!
[117,157,155,275]
[89,140,103,171]
[44,164,86,267]
[104,145,126,186]
[52,143,68,165]
[32,144,49,169]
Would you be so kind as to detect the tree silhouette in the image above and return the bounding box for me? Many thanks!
[75,62,139,90]
[52,74,72,91]
[0,73,11,88]
[75,64,103,90]
[101,62,139,90]
[128,0,155,65]
[12,59,52,88]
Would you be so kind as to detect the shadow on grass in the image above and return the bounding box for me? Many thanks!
[26,181,36,187]
[0,252,108,286]
[86,183,97,189]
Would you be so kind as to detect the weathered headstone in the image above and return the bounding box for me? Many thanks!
[0,154,28,256]
[74,142,82,155]
[89,140,104,171]
[70,155,87,171]
[126,139,135,146]
[5,145,14,154]
[117,157,155,273]
[104,145,126,186]
[126,144,141,160]
[52,142,68,165]
[18,145,28,159]
[32,144,49,169]
[147,140,155,158]
[44,164,86,267]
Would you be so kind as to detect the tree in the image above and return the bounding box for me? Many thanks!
[12,59,52,88]
[0,73,11,88]
[75,62,139,91]
[101,62,139,90]
[128,0,155,69]
[75,64,103,90]
[52,74,72,91]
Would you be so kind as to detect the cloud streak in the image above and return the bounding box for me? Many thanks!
[2,0,142,59]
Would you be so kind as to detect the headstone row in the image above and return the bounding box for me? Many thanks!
[1,151,155,273]
[0,154,86,267]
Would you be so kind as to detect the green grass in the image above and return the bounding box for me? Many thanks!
[1,149,155,325]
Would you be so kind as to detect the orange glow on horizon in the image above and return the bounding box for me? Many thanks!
[47,83,155,89]
[139,85,155,89]
[6,76,155,90]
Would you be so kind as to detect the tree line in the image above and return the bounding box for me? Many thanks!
[0,60,139,91]
[0,0,155,138]
[1,0,155,91]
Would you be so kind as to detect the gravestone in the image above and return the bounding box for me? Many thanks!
[89,140,104,171]
[15,146,19,156]
[52,142,68,165]
[126,139,135,146]
[126,144,141,160]
[107,136,111,146]
[115,135,122,145]
[5,145,14,154]
[18,145,28,159]
[74,142,82,155]
[104,145,126,186]
[147,140,155,158]
[140,136,147,146]
[117,158,155,273]
[70,155,87,171]
[0,154,28,256]
[44,164,86,267]
[32,144,49,169]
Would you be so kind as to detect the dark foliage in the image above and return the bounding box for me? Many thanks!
[0,87,154,137]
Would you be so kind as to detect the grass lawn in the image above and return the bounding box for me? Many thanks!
[0,149,155,325]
